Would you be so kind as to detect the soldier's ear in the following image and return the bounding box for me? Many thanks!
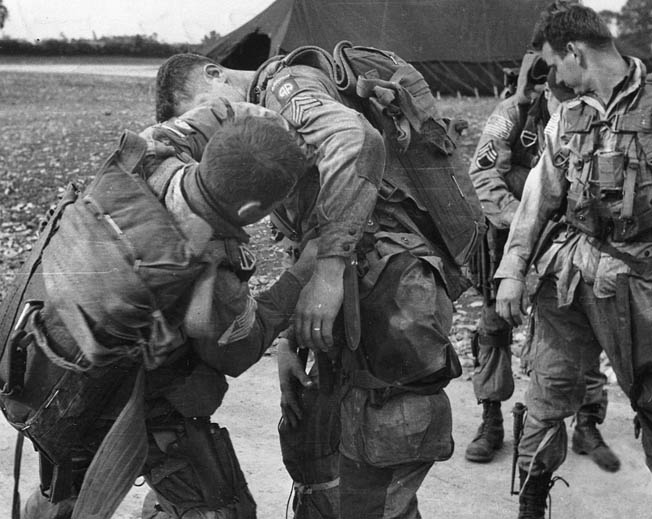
[204,63,223,81]
[566,42,581,61]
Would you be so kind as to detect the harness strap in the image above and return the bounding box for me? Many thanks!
[590,238,652,277]
[11,433,23,519]
[71,367,147,519]
[293,477,340,494]
[0,184,78,383]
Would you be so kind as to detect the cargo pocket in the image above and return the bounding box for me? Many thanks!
[340,386,453,468]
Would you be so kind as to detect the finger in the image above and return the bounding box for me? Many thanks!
[510,302,523,327]
[321,314,334,350]
[287,395,303,420]
[297,313,315,351]
[291,364,314,388]
[281,404,299,428]
[310,319,327,352]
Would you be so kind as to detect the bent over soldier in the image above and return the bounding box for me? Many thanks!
[467,51,619,471]
[150,47,482,519]
[17,111,313,519]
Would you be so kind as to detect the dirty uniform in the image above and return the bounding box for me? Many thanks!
[495,57,652,474]
[254,61,465,519]
[469,94,608,421]
[23,105,310,519]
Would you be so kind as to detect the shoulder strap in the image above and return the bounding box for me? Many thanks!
[71,367,146,519]
[0,184,78,374]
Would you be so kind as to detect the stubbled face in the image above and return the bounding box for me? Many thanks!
[542,42,584,94]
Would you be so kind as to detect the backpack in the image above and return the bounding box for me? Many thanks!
[256,42,485,267]
[330,41,485,266]
[0,130,210,510]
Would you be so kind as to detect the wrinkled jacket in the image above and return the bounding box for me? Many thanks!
[469,94,546,230]
[138,106,308,415]
[495,57,652,307]
[254,62,384,258]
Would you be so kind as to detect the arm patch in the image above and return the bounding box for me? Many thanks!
[217,295,257,346]
[475,140,498,170]
[271,75,301,105]
[484,114,514,140]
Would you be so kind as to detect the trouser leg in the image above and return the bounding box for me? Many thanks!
[467,302,513,462]
[603,274,652,472]
[518,279,599,476]
[142,415,256,519]
[339,455,432,519]
[573,357,620,472]
[472,302,515,402]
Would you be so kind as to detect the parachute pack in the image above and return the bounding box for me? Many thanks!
[277,41,485,267]
[0,130,211,507]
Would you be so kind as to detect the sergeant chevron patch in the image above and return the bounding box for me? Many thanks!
[475,140,498,170]
[289,95,322,124]
[217,295,257,346]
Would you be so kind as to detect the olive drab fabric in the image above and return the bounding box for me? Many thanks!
[275,42,485,268]
[331,41,486,267]
[0,131,211,507]
[563,76,652,242]
[42,130,209,369]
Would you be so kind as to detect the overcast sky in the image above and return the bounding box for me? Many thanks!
[0,0,629,44]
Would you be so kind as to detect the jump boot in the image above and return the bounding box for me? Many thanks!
[571,409,620,472]
[465,400,504,462]
[517,468,552,519]
[22,490,76,519]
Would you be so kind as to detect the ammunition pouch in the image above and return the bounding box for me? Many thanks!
[565,195,613,240]
[146,418,256,518]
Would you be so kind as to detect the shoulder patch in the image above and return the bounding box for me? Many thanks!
[271,75,301,105]
[475,140,498,170]
[484,114,514,140]
[174,119,193,133]
[288,95,322,125]
[217,295,258,346]
[520,130,538,148]
[545,111,560,138]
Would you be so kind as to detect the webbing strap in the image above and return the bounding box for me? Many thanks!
[293,477,340,494]
[71,367,147,519]
[11,433,23,519]
[0,184,78,389]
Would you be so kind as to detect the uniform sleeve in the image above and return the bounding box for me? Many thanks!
[190,267,306,378]
[494,108,569,281]
[262,65,384,258]
[468,99,522,229]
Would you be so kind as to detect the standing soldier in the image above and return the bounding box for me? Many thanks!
[466,50,620,472]
[496,2,652,517]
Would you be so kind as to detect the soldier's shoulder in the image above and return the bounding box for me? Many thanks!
[482,98,521,141]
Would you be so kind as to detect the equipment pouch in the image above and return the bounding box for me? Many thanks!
[594,150,625,193]
[340,386,454,467]
[566,195,611,239]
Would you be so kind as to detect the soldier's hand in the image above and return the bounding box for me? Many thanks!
[496,278,528,327]
[295,256,345,353]
[277,338,314,429]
